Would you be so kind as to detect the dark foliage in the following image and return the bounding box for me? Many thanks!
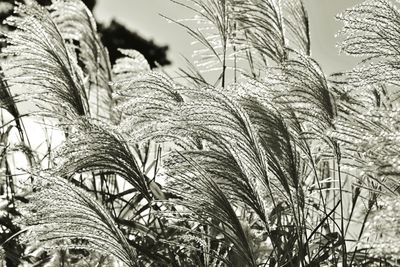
[99,20,170,68]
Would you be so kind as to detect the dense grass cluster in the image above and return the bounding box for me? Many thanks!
[0,0,400,266]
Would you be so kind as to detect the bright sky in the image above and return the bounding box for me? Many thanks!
[94,0,364,75]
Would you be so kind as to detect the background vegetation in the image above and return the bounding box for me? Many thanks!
[0,0,399,266]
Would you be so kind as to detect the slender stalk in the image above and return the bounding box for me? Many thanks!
[221,0,227,88]
[336,153,347,267]
[349,194,377,266]
[233,21,237,84]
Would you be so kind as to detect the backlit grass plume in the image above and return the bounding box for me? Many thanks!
[164,163,259,266]
[2,1,89,117]
[113,49,150,82]
[359,196,400,261]
[115,70,271,218]
[283,0,310,56]
[169,0,236,84]
[50,0,113,119]
[337,0,400,95]
[55,116,151,200]
[234,0,286,64]
[334,107,400,192]
[264,53,336,144]
[336,0,400,264]
[17,173,138,267]
[337,0,400,60]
